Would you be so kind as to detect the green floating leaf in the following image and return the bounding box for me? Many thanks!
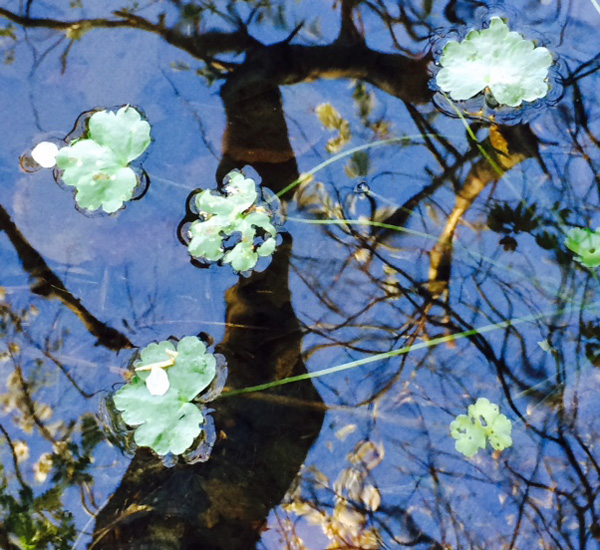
[450,397,512,458]
[222,240,258,272]
[564,227,600,268]
[187,170,279,273]
[113,337,218,456]
[450,414,486,458]
[88,106,151,165]
[53,106,151,213]
[257,237,277,257]
[436,17,553,107]
[188,218,226,261]
[56,140,138,213]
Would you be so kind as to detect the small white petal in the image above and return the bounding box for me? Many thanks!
[145,365,170,396]
[31,141,59,168]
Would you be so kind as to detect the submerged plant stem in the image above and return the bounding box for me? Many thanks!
[441,93,504,178]
[286,216,432,239]
[221,300,600,397]
[276,135,442,198]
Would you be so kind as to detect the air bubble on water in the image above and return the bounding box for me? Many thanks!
[354,181,370,198]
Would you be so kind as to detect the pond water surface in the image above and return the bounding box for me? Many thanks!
[1,1,600,549]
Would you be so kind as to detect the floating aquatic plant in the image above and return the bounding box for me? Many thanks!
[450,397,512,458]
[30,106,151,213]
[436,17,553,107]
[187,170,278,273]
[564,227,600,267]
[113,337,218,456]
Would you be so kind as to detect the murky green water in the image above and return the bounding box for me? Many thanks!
[1,1,600,548]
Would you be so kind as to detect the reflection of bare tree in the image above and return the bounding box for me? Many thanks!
[427,124,539,298]
[0,3,432,102]
[3,1,600,548]
[0,299,108,549]
[0,204,132,351]
[92,235,325,550]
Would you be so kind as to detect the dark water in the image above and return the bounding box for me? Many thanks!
[1,1,600,548]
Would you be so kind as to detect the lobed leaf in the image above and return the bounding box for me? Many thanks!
[56,140,138,213]
[88,106,151,165]
[187,170,279,272]
[222,241,258,272]
[132,401,204,456]
[450,397,512,457]
[436,17,552,107]
[50,106,151,213]
[114,337,218,456]
[450,415,486,458]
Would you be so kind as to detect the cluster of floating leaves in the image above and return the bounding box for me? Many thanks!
[187,170,279,273]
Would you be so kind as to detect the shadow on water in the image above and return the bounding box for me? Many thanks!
[92,234,325,550]
[1,1,600,548]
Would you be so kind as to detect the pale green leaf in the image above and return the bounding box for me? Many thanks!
[224,171,258,210]
[187,170,279,272]
[257,237,277,257]
[132,401,204,456]
[53,106,151,213]
[114,337,218,456]
[242,211,277,236]
[135,341,177,367]
[72,166,137,213]
[195,190,237,218]
[56,140,137,213]
[450,415,486,458]
[564,227,600,267]
[188,219,226,261]
[487,414,513,451]
[56,139,121,184]
[450,397,512,457]
[88,106,151,164]
[468,397,513,452]
[436,17,552,107]
[168,336,216,402]
[222,241,258,272]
